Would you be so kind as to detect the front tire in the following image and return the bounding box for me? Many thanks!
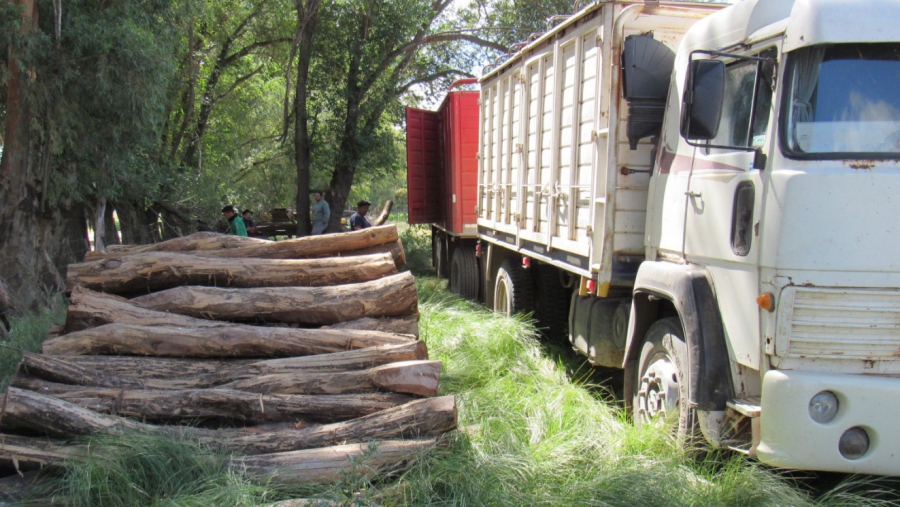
[493,259,534,316]
[632,317,696,439]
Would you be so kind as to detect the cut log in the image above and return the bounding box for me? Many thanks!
[131,271,419,325]
[17,342,429,389]
[42,323,414,357]
[372,200,393,226]
[219,360,442,396]
[14,378,415,424]
[324,314,419,336]
[0,434,81,468]
[106,231,270,255]
[221,396,455,454]
[65,286,229,332]
[232,439,437,486]
[52,355,247,378]
[67,252,397,296]
[42,341,426,381]
[188,225,400,261]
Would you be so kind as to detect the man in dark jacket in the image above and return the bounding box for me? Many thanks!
[222,205,248,236]
[349,200,372,230]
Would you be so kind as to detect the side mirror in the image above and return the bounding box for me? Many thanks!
[680,59,725,141]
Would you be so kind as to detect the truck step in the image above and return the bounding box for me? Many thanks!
[726,398,761,418]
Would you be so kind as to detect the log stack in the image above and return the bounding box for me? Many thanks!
[1,225,451,489]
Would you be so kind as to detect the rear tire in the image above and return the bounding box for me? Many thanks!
[450,247,480,300]
[632,317,696,440]
[533,264,569,343]
[493,259,534,316]
[432,233,449,279]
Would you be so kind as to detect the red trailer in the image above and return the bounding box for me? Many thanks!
[406,79,481,300]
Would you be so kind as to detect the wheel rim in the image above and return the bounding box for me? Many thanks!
[635,351,680,424]
[494,275,511,316]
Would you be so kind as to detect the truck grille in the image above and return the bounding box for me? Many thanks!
[781,287,900,360]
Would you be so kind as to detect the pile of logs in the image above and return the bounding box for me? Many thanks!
[0,225,453,489]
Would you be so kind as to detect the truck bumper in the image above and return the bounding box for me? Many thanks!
[757,370,900,476]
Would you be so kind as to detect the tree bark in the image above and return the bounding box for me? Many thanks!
[324,314,418,336]
[0,434,82,469]
[13,379,415,425]
[0,0,43,312]
[2,388,453,456]
[66,251,398,296]
[42,323,414,358]
[372,200,393,226]
[130,271,418,325]
[218,360,441,396]
[293,0,322,237]
[64,286,230,332]
[18,342,428,388]
[50,355,248,379]
[106,231,269,254]
[232,439,437,486]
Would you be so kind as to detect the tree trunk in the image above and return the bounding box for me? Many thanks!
[92,198,107,253]
[130,271,418,325]
[324,314,418,336]
[106,231,269,255]
[64,286,231,332]
[18,342,428,388]
[103,201,120,246]
[66,251,398,296]
[372,200,393,226]
[0,0,43,312]
[218,360,441,396]
[293,0,321,238]
[42,323,414,358]
[3,387,450,459]
[52,355,248,379]
[232,439,436,486]
[13,379,414,425]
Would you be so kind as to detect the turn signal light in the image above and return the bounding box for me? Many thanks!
[522,257,531,269]
[757,292,775,312]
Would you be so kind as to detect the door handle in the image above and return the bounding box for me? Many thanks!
[685,191,702,198]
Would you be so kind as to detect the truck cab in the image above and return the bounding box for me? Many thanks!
[633,0,900,475]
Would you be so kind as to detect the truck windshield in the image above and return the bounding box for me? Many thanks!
[784,43,900,158]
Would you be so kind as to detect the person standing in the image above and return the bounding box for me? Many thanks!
[312,191,331,235]
[241,210,258,235]
[222,205,248,236]
[349,199,372,231]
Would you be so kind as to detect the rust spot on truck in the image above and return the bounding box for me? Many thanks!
[845,160,876,170]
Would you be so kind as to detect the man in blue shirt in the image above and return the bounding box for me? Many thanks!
[349,200,372,230]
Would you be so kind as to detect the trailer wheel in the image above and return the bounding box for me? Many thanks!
[450,247,480,301]
[493,259,534,316]
[632,317,696,439]
[533,264,569,343]
[432,233,449,279]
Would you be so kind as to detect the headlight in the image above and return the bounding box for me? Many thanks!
[808,391,838,423]
[839,427,869,460]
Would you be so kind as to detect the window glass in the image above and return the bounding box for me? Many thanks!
[709,49,775,149]
[785,43,900,156]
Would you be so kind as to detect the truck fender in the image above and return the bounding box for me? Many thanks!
[623,261,733,413]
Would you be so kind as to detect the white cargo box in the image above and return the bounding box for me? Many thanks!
[476,1,717,293]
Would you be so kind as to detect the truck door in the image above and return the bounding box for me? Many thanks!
[406,107,444,225]
[683,48,776,369]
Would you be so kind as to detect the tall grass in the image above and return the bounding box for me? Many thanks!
[11,228,900,505]
[1,304,65,391]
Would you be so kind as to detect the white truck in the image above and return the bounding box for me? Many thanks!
[453,0,900,475]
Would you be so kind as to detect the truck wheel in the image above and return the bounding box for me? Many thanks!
[533,264,569,343]
[632,317,696,439]
[450,247,480,300]
[493,259,534,316]
[432,234,449,279]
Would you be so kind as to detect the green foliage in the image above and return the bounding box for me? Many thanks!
[0,304,65,392]
[398,223,434,276]
[32,433,271,507]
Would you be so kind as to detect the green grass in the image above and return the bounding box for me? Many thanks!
[8,230,900,505]
[1,305,65,392]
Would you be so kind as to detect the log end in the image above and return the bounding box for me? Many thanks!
[371,360,441,397]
